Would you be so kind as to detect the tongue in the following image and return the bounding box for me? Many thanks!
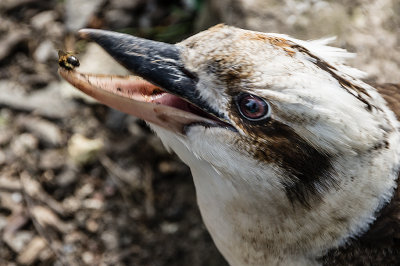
[154,94,217,121]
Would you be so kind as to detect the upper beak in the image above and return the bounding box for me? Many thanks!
[59,29,228,134]
[78,29,202,108]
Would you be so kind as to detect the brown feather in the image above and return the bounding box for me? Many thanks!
[320,83,400,265]
[376,83,400,120]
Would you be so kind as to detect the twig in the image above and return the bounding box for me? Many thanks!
[143,165,155,218]
[99,155,135,215]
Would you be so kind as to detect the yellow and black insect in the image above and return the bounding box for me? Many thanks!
[58,50,80,70]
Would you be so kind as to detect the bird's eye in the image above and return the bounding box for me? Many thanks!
[236,93,271,122]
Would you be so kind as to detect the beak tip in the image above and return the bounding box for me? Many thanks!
[78,28,96,40]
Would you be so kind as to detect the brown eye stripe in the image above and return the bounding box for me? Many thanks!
[229,101,335,206]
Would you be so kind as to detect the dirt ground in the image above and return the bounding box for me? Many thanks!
[0,0,227,265]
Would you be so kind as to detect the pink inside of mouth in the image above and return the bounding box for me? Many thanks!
[153,94,216,120]
[74,72,217,121]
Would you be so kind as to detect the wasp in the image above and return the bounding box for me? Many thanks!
[58,50,80,70]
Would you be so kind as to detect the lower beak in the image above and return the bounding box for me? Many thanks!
[59,29,225,134]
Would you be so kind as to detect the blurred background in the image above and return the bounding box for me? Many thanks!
[0,0,399,265]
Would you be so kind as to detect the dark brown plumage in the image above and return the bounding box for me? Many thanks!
[321,83,400,265]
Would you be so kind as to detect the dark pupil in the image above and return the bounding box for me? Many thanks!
[244,99,259,113]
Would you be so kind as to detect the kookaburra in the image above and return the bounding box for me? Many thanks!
[60,25,400,265]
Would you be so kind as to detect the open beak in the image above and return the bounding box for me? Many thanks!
[59,29,230,134]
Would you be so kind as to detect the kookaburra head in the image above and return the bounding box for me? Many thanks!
[60,25,400,265]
